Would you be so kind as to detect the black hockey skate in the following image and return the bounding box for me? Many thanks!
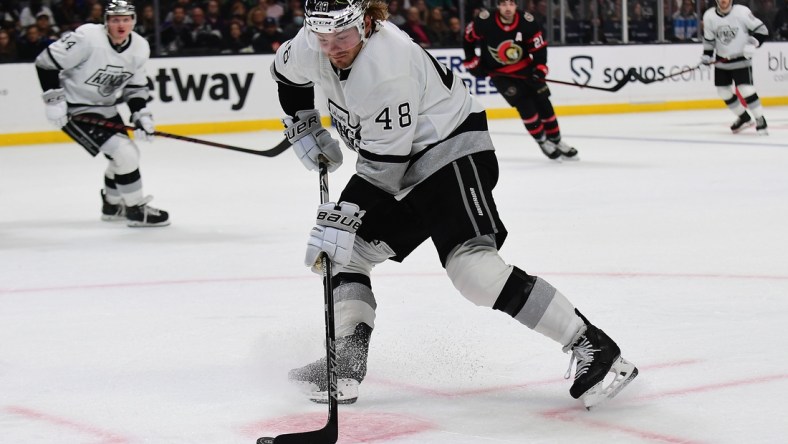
[755,116,768,135]
[537,140,562,160]
[101,190,126,221]
[730,112,754,133]
[564,310,638,410]
[551,139,579,160]
[288,322,372,404]
[125,196,170,227]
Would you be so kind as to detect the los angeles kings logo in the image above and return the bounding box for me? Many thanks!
[85,65,133,97]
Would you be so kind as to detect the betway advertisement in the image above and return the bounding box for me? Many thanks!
[1,43,786,138]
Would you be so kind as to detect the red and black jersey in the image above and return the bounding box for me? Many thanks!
[463,9,547,75]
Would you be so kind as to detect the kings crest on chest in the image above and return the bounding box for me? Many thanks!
[328,99,362,152]
[715,25,739,45]
[85,65,134,97]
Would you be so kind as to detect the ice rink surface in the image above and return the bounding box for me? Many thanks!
[1,107,787,443]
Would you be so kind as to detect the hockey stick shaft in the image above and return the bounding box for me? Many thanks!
[70,114,291,157]
[491,60,718,92]
[257,158,339,444]
[317,157,340,438]
[488,72,628,92]
[627,61,719,85]
[546,77,629,92]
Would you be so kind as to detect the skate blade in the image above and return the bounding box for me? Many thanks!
[292,378,360,404]
[757,129,769,136]
[546,156,563,163]
[126,220,171,227]
[731,121,755,134]
[581,356,638,410]
[101,214,126,222]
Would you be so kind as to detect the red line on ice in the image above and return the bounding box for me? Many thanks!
[538,372,788,443]
[240,411,434,443]
[3,405,130,444]
[367,358,702,397]
[2,270,786,295]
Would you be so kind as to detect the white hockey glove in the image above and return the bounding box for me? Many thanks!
[42,88,68,128]
[283,109,343,172]
[305,201,364,274]
[131,110,155,142]
[699,54,714,72]
[743,36,759,59]
[700,54,714,65]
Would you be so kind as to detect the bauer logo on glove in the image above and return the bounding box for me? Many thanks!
[283,109,344,172]
[305,201,365,273]
[285,113,321,141]
[317,207,362,232]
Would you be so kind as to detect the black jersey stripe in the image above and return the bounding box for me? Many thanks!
[45,47,64,70]
[356,111,489,165]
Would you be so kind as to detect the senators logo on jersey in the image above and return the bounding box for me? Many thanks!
[488,40,524,65]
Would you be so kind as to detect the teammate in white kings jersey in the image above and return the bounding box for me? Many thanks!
[462,0,578,161]
[270,0,637,410]
[35,0,169,226]
[701,0,769,134]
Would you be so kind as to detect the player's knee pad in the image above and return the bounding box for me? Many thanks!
[340,236,395,277]
[445,235,512,307]
[333,273,377,337]
[737,84,755,97]
[716,86,735,101]
[736,84,760,107]
[100,135,140,175]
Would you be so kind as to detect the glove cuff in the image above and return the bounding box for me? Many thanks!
[463,57,480,68]
[42,88,65,105]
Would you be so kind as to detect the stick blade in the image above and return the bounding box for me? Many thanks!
[257,425,337,443]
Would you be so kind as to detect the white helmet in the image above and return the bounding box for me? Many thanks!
[304,0,367,35]
[105,0,136,24]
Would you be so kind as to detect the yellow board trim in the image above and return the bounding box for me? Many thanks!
[4,99,787,147]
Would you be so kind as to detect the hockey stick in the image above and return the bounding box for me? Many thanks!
[629,63,709,84]
[545,76,631,92]
[488,71,632,92]
[70,114,291,157]
[257,157,339,444]
[492,61,715,92]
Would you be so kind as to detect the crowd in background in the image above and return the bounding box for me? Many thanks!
[551,0,787,44]
[1,0,787,63]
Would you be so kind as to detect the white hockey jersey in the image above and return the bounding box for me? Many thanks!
[35,23,150,118]
[271,22,494,198]
[702,5,768,70]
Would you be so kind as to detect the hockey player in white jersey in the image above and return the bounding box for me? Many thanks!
[271,0,637,410]
[701,0,769,135]
[35,0,169,226]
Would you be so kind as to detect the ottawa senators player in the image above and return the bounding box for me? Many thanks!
[463,0,578,161]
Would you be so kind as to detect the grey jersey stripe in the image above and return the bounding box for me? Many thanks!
[467,154,499,234]
[452,161,481,237]
[514,277,557,328]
